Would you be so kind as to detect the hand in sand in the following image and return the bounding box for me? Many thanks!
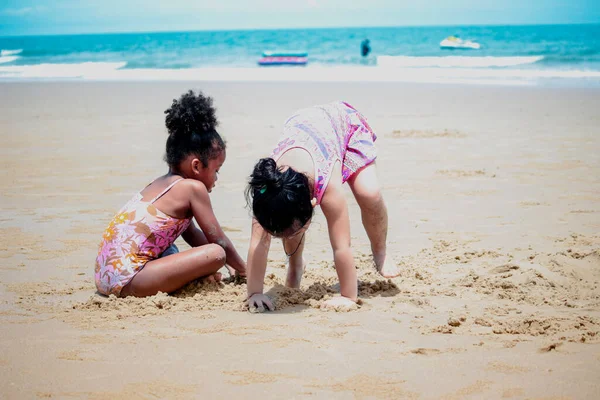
[226,265,246,277]
[321,296,359,312]
[234,272,247,285]
[224,266,247,284]
[247,293,274,313]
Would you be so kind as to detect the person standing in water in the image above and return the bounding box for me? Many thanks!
[361,39,371,57]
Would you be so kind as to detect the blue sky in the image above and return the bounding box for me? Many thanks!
[1,0,599,36]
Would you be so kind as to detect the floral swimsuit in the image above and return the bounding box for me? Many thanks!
[95,179,191,296]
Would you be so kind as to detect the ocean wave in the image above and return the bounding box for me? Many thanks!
[0,56,19,64]
[0,49,23,56]
[377,55,544,68]
[0,61,127,78]
[538,52,600,65]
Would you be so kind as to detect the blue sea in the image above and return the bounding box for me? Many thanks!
[1,24,599,86]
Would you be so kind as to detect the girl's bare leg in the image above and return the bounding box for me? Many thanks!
[348,163,400,278]
[120,244,226,297]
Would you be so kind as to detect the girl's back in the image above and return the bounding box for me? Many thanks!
[273,101,376,204]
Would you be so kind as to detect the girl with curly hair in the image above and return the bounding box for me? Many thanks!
[95,90,246,297]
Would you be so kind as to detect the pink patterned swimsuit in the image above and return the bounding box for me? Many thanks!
[271,101,377,204]
[95,179,192,296]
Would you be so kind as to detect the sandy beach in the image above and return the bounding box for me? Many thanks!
[1,81,599,399]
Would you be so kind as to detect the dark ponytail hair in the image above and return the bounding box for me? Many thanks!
[164,90,226,167]
[246,158,314,237]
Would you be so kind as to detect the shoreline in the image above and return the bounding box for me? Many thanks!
[2,64,600,88]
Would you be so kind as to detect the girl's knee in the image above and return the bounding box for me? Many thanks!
[356,187,383,207]
[204,243,226,264]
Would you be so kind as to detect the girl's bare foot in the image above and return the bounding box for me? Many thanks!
[374,254,400,278]
[321,296,359,312]
[204,272,222,283]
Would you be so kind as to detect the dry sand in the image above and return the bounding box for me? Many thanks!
[0,81,599,399]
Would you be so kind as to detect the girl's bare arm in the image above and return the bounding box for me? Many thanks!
[246,218,271,295]
[245,218,274,312]
[187,180,246,275]
[181,223,208,247]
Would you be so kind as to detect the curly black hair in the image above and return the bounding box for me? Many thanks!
[164,90,226,167]
[245,158,314,237]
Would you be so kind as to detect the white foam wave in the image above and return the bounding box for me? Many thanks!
[377,55,544,68]
[0,49,23,56]
[0,56,18,64]
[1,64,599,86]
[0,61,127,78]
[77,66,600,81]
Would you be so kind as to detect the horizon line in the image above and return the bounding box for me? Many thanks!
[1,21,599,39]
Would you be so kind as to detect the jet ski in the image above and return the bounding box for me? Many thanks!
[440,36,481,50]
